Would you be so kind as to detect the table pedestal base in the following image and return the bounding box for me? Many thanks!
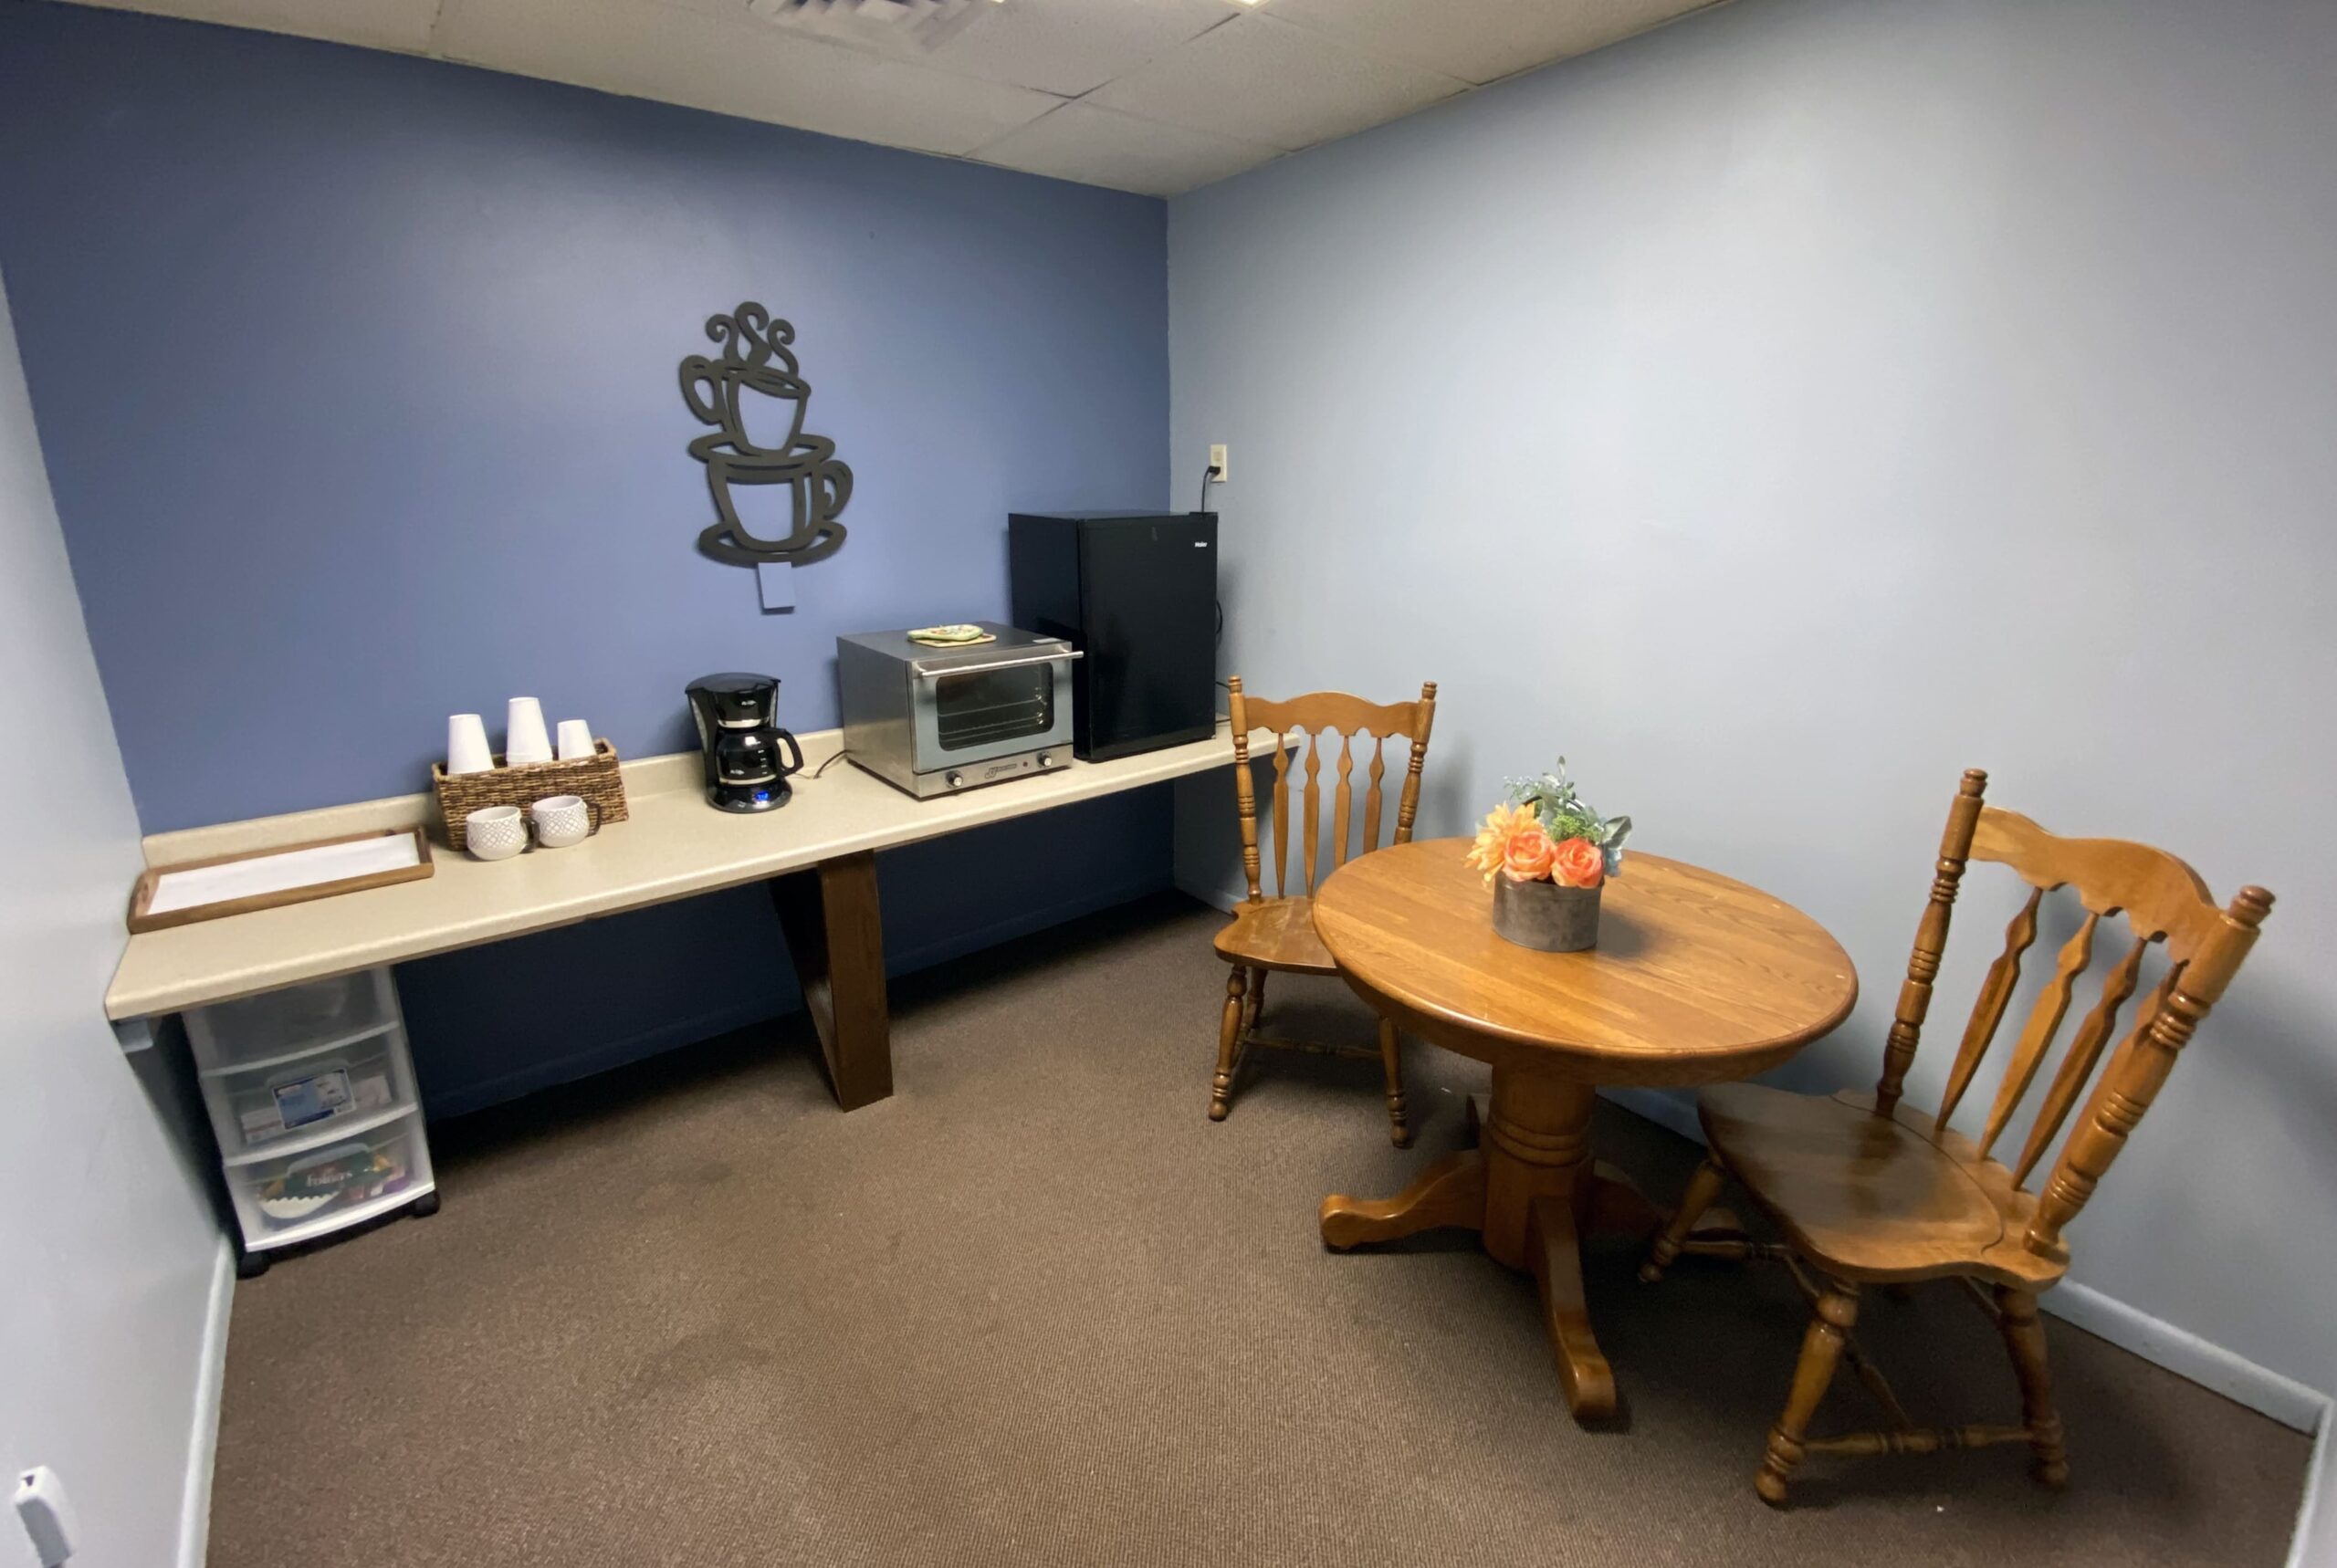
[1320,1067,1676,1422]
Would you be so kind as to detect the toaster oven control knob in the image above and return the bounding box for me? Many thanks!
[946,770,964,789]
[1038,753,1053,767]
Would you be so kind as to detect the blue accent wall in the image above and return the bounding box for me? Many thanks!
[395,788,1174,1118]
[0,0,1167,830]
[0,1,1177,1113]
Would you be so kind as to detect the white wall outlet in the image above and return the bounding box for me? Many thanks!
[1208,444,1228,482]
[13,1467,76,1567]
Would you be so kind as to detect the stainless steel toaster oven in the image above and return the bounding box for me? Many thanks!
[834,623,1081,798]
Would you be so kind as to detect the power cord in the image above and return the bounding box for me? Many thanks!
[1199,465,1226,643]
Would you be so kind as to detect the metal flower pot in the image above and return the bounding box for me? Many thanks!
[1492,874,1601,952]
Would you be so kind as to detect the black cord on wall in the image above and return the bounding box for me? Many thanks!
[1199,463,1224,642]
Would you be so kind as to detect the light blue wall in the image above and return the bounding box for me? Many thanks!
[0,0,1176,1113]
[1169,0,2337,1413]
[0,267,223,1568]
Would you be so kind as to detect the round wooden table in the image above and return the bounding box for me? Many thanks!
[1313,839,1858,1421]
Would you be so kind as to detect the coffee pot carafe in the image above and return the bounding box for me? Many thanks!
[685,673,804,812]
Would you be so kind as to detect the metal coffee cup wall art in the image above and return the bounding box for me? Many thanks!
[679,301,854,570]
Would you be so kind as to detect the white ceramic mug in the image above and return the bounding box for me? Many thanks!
[529,794,595,849]
[446,714,494,776]
[506,696,554,767]
[465,805,529,861]
[555,719,594,762]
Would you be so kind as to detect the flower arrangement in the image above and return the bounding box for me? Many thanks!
[1464,759,1632,890]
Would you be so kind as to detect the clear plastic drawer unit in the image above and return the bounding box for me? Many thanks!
[188,967,437,1273]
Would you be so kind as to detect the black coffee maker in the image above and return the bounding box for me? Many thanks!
[686,674,805,811]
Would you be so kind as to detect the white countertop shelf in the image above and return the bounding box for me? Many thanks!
[107,723,1240,1020]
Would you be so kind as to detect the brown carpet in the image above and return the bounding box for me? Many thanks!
[210,894,2309,1568]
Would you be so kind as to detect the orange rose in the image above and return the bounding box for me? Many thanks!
[1501,823,1558,882]
[1551,837,1605,889]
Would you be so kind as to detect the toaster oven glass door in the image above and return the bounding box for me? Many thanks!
[911,655,1070,768]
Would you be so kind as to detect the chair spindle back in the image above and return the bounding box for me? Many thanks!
[1871,769,2272,1260]
[1227,679,1438,902]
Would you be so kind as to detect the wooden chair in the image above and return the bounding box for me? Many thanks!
[1639,768,2273,1505]
[1210,678,1438,1145]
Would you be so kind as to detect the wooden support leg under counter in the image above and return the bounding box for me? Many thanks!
[769,850,893,1111]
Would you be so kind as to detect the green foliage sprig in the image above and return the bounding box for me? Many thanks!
[1504,758,1633,876]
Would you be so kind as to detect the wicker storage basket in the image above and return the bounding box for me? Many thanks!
[432,740,629,850]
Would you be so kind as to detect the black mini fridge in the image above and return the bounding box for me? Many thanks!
[1009,510,1217,762]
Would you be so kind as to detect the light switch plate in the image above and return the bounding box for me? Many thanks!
[14,1467,75,1568]
[756,560,795,612]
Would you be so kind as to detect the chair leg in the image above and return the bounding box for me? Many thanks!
[1757,1280,1860,1507]
[1996,1286,2070,1487]
[1378,1018,1411,1147]
[1210,967,1248,1122]
[1640,1156,1727,1282]
[1241,968,1266,1038]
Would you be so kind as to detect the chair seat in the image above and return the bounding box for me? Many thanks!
[1698,1083,2060,1289]
[1214,896,1336,974]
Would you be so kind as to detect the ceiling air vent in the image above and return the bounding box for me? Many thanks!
[746,0,1000,50]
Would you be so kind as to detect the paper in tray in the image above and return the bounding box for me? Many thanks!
[129,827,434,932]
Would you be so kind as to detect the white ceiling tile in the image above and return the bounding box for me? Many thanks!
[661,0,1225,98]
[52,0,440,53]
[1267,0,1723,88]
[646,0,759,18]
[435,0,1063,158]
[1086,12,1467,154]
[972,101,1276,197]
[907,0,1236,99]
[58,0,1727,197]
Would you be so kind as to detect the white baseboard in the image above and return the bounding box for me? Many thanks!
[2290,1415,2337,1568]
[2047,1280,2329,1435]
[178,1239,233,1568]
